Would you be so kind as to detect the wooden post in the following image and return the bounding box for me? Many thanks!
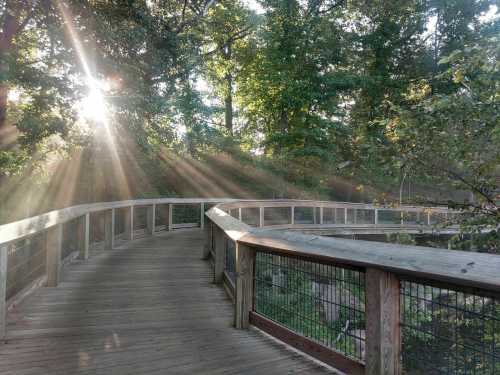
[344,208,348,224]
[259,207,264,228]
[313,207,317,224]
[238,207,242,221]
[147,205,155,235]
[319,207,324,225]
[427,211,431,226]
[374,209,379,225]
[365,268,401,375]
[290,206,295,225]
[202,221,211,259]
[214,226,225,283]
[200,203,205,229]
[354,209,357,224]
[123,207,133,241]
[78,213,90,260]
[46,224,63,287]
[168,204,173,231]
[104,209,114,250]
[0,245,7,340]
[235,242,255,329]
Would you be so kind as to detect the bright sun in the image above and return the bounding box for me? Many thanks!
[78,78,110,123]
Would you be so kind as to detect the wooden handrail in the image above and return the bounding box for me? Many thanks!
[205,200,499,375]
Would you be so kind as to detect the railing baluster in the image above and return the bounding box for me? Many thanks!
[200,203,205,229]
[0,245,7,340]
[259,207,264,228]
[234,242,255,329]
[104,209,114,250]
[168,204,173,231]
[366,268,401,375]
[46,224,62,287]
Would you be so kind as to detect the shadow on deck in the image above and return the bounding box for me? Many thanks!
[1,229,333,374]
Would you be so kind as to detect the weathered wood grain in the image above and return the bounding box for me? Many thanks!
[0,229,333,375]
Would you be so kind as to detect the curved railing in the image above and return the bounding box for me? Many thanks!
[205,200,499,375]
[0,197,496,375]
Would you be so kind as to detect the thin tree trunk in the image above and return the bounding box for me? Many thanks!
[224,44,233,134]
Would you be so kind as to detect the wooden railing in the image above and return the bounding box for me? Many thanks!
[205,200,500,375]
[1,197,494,375]
[0,198,235,340]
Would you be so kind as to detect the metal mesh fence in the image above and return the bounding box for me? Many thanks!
[225,238,236,283]
[294,207,314,224]
[401,280,500,374]
[241,207,260,226]
[254,250,366,361]
[172,204,200,225]
[6,232,46,299]
[264,207,291,226]
[61,218,79,260]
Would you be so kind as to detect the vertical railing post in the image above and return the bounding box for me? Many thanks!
[0,245,7,340]
[168,204,173,231]
[427,211,431,226]
[200,203,205,229]
[46,224,63,287]
[344,207,348,224]
[214,226,225,283]
[290,206,295,225]
[365,268,401,375]
[374,209,379,225]
[238,207,242,221]
[259,207,264,228]
[104,209,114,250]
[354,209,357,224]
[235,242,255,329]
[319,207,324,225]
[78,213,90,260]
[202,220,211,259]
[147,204,155,235]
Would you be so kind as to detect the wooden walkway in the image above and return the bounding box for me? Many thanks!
[0,229,333,374]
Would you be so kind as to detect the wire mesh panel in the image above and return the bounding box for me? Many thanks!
[89,212,104,248]
[6,232,46,299]
[401,280,500,374]
[225,238,236,283]
[61,218,79,260]
[335,208,346,224]
[346,209,356,224]
[323,207,336,224]
[401,211,421,225]
[294,207,314,224]
[154,204,169,231]
[378,210,401,224]
[133,206,148,231]
[264,207,291,226]
[355,209,375,224]
[254,250,366,362]
[241,207,260,226]
[172,204,201,227]
[430,212,447,225]
[114,207,127,238]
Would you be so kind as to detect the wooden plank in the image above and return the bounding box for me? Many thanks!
[0,245,6,340]
[235,243,254,329]
[0,229,332,375]
[45,225,62,287]
[365,268,401,375]
[250,312,364,375]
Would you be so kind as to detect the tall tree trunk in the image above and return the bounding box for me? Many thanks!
[224,44,233,134]
[224,72,233,134]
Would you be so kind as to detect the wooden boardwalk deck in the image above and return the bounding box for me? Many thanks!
[0,229,333,374]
